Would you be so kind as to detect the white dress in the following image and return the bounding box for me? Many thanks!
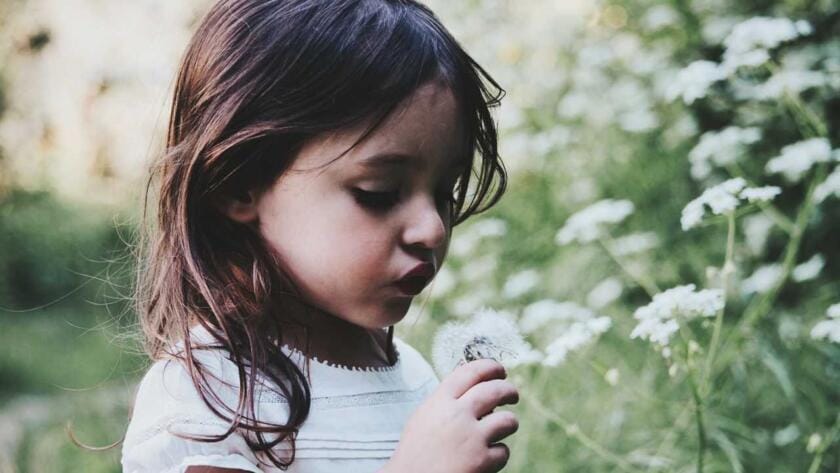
[121,326,440,473]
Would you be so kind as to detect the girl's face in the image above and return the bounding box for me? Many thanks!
[232,82,464,331]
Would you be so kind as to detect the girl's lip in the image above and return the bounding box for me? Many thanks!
[394,276,431,296]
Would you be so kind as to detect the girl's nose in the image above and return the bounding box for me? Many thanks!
[401,195,448,251]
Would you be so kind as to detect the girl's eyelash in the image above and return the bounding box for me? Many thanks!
[351,187,457,212]
[352,188,400,211]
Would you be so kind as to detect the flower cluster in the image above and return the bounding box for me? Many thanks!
[518,299,612,366]
[631,284,725,346]
[681,178,781,230]
[666,17,813,104]
[810,303,840,344]
[688,127,761,180]
[555,199,635,244]
[721,17,813,73]
[814,166,840,202]
[765,138,837,182]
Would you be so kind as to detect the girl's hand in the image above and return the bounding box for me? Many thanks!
[383,358,520,473]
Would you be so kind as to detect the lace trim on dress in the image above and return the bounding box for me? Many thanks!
[279,342,402,373]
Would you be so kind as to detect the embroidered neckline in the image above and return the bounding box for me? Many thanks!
[280,340,402,373]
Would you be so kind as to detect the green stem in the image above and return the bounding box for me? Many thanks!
[712,163,826,373]
[521,391,642,473]
[806,414,840,473]
[597,237,660,297]
[701,211,735,393]
[688,368,706,473]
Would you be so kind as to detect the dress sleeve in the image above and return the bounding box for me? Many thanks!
[121,354,266,473]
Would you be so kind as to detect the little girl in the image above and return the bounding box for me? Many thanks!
[122,0,519,472]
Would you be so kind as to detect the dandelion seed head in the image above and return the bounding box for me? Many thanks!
[431,307,537,377]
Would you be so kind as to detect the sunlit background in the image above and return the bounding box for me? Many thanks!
[1,0,838,471]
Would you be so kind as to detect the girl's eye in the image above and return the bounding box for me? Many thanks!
[352,188,400,211]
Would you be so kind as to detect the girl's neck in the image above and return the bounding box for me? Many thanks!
[277,303,396,369]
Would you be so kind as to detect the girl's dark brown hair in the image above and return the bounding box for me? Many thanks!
[135,0,507,468]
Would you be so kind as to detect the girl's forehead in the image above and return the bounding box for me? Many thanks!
[295,84,467,174]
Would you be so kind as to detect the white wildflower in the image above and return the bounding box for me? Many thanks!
[641,4,678,30]
[741,263,783,294]
[688,127,761,180]
[586,277,624,309]
[610,232,660,256]
[556,199,635,244]
[519,299,597,333]
[773,424,800,446]
[721,17,812,74]
[541,316,612,367]
[502,269,540,299]
[618,108,659,133]
[450,218,507,256]
[742,213,774,255]
[459,256,497,283]
[751,69,827,100]
[431,307,538,377]
[631,317,681,346]
[604,368,620,386]
[666,60,726,104]
[806,433,823,453]
[631,284,724,346]
[814,166,840,202]
[766,138,833,182]
[739,186,782,202]
[810,303,840,344]
[792,254,824,282]
[681,178,747,230]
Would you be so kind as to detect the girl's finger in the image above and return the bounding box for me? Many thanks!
[483,442,511,472]
[437,358,507,399]
[478,409,519,444]
[458,378,519,419]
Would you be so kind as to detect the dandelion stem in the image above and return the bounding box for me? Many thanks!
[701,211,735,393]
[521,391,642,473]
[597,237,660,297]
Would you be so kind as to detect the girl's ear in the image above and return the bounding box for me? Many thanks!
[215,189,261,224]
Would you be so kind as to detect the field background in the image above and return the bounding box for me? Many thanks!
[1,0,838,471]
